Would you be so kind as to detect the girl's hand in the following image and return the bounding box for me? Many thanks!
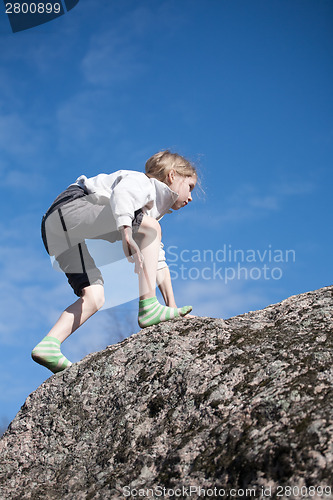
[120,226,144,274]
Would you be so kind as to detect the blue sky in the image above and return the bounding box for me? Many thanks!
[0,0,332,427]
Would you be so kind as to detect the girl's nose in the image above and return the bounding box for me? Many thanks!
[188,193,192,202]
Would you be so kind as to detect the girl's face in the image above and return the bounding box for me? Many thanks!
[167,170,197,210]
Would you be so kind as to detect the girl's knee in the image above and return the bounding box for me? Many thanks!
[82,284,105,311]
[139,215,162,239]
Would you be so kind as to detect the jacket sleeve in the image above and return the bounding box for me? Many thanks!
[110,174,154,229]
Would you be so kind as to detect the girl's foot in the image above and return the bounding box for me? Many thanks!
[138,296,192,328]
[31,336,72,373]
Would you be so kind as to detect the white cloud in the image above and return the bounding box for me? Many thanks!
[175,176,315,229]
[2,169,47,193]
[0,112,44,158]
[173,277,285,320]
[81,31,145,87]
[80,2,189,88]
[248,194,279,210]
[54,7,155,150]
[80,5,157,87]
[274,179,315,196]
[56,88,124,152]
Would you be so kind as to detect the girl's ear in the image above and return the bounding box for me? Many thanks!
[167,169,175,184]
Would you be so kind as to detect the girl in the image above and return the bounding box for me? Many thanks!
[32,150,197,374]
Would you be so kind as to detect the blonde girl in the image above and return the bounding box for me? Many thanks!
[32,151,197,373]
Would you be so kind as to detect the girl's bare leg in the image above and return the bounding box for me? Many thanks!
[31,284,105,373]
[134,216,192,327]
[46,284,105,343]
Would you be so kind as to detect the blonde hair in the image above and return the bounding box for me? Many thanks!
[145,150,197,183]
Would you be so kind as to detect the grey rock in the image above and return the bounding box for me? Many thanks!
[0,286,333,499]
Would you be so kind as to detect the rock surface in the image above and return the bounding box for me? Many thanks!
[0,286,333,499]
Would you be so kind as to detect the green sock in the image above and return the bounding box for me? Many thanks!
[31,336,72,374]
[138,296,192,328]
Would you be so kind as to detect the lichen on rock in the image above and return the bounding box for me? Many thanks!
[0,286,332,499]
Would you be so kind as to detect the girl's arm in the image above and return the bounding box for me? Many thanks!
[120,225,144,274]
[157,267,177,307]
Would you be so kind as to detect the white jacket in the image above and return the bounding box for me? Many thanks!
[73,170,179,269]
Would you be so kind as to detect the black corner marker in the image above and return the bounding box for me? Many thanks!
[3,0,80,33]
[63,0,79,12]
